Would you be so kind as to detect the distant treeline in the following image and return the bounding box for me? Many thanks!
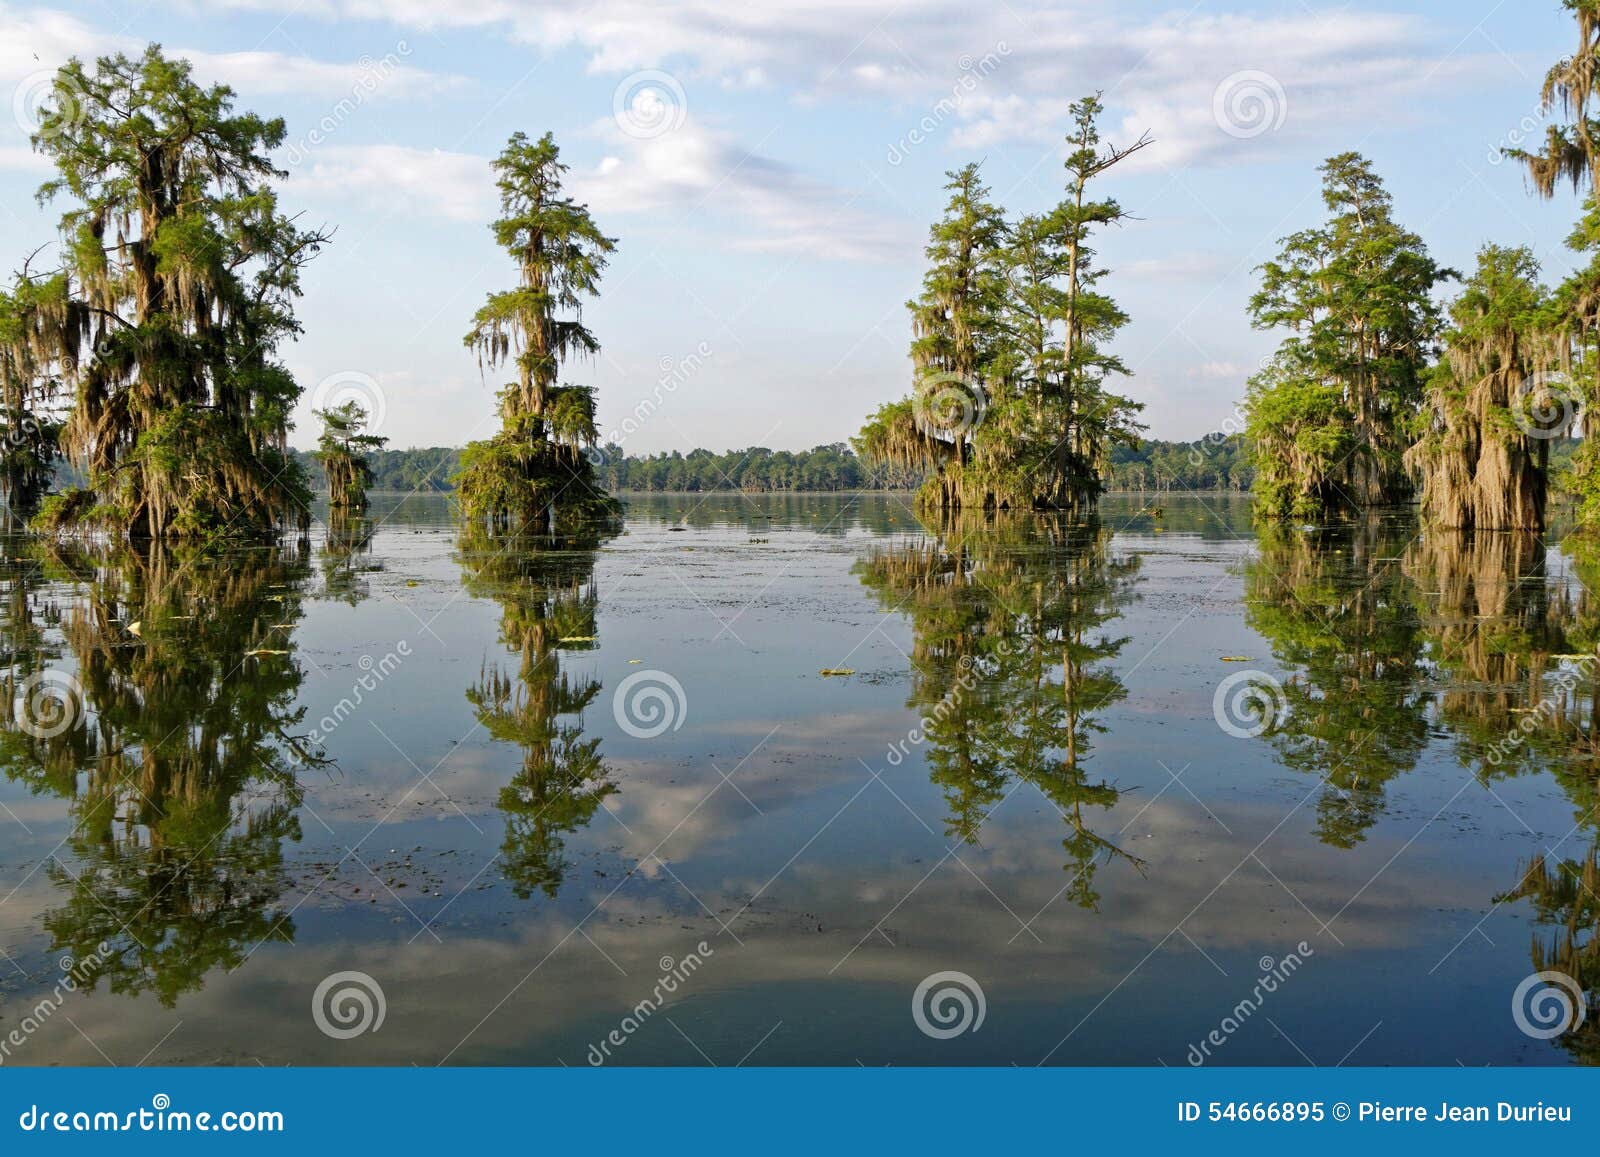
[591,443,923,492]
[1108,435,1253,493]
[289,448,459,492]
[278,436,1581,497]
[284,443,922,494]
[277,437,1252,494]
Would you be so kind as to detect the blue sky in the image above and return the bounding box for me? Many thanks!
[0,0,1581,452]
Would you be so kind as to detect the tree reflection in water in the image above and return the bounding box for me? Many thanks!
[1248,517,1600,1059]
[457,524,618,900]
[0,538,321,1006]
[1242,518,1432,848]
[857,511,1144,909]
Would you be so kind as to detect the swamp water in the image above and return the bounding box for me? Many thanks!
[0,493,1596,1066]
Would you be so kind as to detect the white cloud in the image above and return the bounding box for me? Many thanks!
[1123,252,1230,282]
[294,144,493,222]
[0,2,461,135]
[574,117,909,261]
[293,120,909,262]
[200,1,1501,169]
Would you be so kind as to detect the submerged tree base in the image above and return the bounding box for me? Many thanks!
[31,430,311,544]
[32,459,311,542]
[454,435,621,535]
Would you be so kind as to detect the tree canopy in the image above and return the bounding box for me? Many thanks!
[12,45,327,539]
[455,131,619,533]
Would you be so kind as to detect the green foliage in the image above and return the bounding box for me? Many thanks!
[856,96,1147,515]
[599,442,915,492]
[456,522,619,898]
[1245,153,1451,520]
[314,400,387,510]
[1106,434,1254,492]
[19,45,328,540]
[457,132,619,532]
[855,512,1145,903]
[0,272,71,519]
[1407,245,1561,530]
[0,540,318,1005]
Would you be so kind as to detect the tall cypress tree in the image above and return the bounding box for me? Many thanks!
[1246,153,1450,520]
[856,97,1147,515]
[1504,1,1600,522]
[14,46,326,539]
[1407,246,1561,530]
[455,132,619,534]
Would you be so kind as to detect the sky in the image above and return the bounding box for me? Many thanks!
[0,0,1583,453]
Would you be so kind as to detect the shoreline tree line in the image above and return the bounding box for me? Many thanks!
[277,437,1275,496]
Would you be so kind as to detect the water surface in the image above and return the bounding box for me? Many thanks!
[1,493,1596,1065]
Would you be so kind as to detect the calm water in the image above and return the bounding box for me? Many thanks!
[2,493,1597,1066]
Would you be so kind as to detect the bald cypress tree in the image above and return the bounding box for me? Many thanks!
[1245,153,1450,520]
[13,46,325,539]
[856,97,1146,514]
[856,164,1006,509]
[456,132,619,534]
[1407,246,1563,530]
[1504,1,1600,522]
